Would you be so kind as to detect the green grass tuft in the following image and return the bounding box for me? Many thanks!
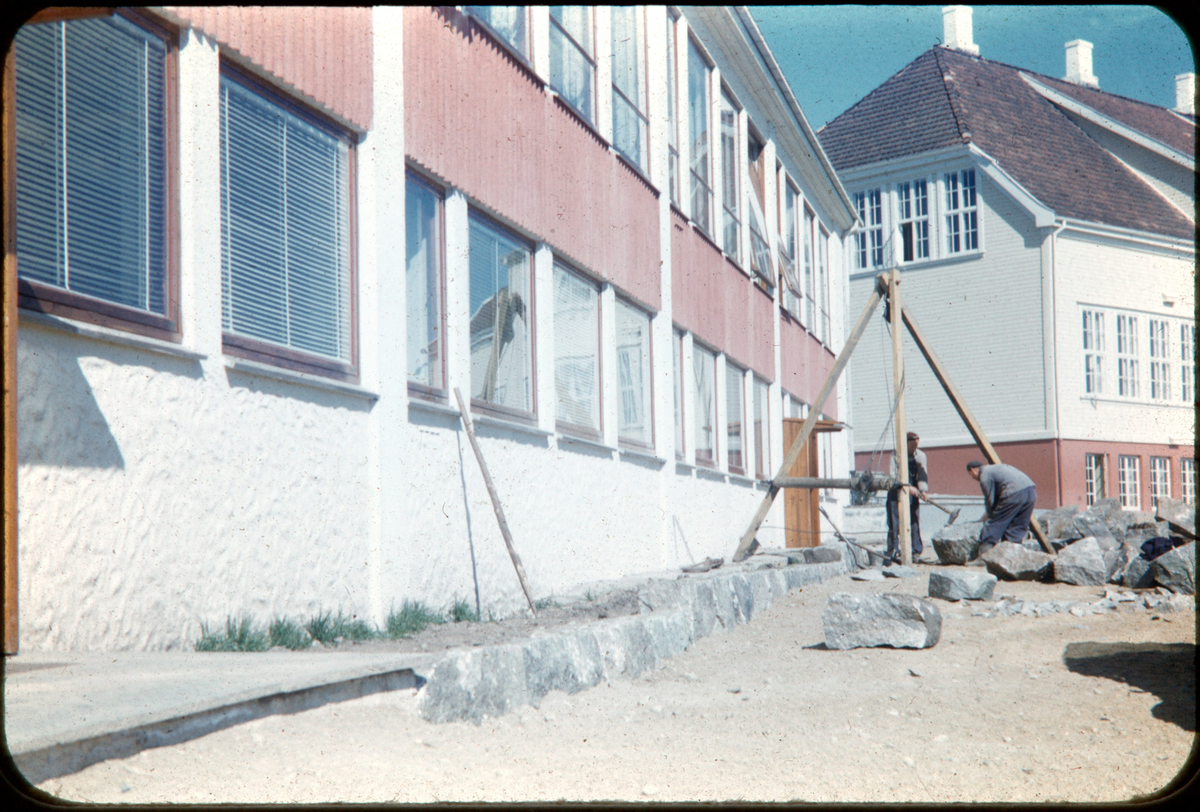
[268,617,312,650]
[533,596,560,611]
[305,610,377,645]
[195,616,270,652]
[386,600,445,638]
[449,597,480,623]
[304,611,338,645]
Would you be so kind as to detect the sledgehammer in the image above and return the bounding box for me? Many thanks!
[925,497,960,525]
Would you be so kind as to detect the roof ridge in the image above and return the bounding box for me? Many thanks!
[934,47,969,144]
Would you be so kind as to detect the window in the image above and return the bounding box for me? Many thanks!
[944,169,978,254]
[780,182,802,319]
[673,329,684,458]
[898,180,929,262]
[1182,459,1196,506]
[467,6,528,57]
[818,227,830,345]
[854,189,883,270]
[610,5,646,172]
[1182,324,1195,403]
[1150,457,1171,507]
[1116,314,1139,398]
[803,208,816,328]
[719,89,740,260]
[726,362,745,474]
[753,377,769,479]
[687,38,712,234]
[1082,310,1104,395]
[745,130,771,286]
[469,214,533,416]
[616,299,653,447]
[665,11,680,207]
[553,264,600,435]
[406,174,444,393]
[1149,319,1171,400]
[549,7,595,123]
[693,343,716,465]
[14,12,176,336]
[1117,455,1140,509]
[1084,453,1105,506]
[220,70,354,378]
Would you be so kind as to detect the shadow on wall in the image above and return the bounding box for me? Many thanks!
[1063,641,1196,732]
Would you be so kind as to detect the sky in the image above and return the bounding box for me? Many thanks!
[751,6,1196,131]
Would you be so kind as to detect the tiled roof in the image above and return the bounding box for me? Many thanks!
[818,47,1194,241]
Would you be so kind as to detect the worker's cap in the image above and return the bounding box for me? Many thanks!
[906,431,919,441]
[966,460,984,471]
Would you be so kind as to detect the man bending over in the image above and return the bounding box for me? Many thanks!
[966,460,1037,555]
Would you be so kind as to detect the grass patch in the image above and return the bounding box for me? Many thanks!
[534,596,560,611]
[449,597,480,623]
[305,611,338,646]
[305,611,376,645]
[269,617,312,650]
[195,616,270,652]
[386,600,445,638]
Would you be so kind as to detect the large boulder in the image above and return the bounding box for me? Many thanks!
[928,571,997,601]
[822,593,942,650]
[1073,514,1119,548]
[1038,505,1082,541]
[932,521,984,565]
[1053,537,1108,586]
[982,542,1054,581]
[1156,497,1196,539]
[1149,542,1196,595]
[1105,543,1140,584]
[1123,555,1155,589]
[1123,521,1171,547]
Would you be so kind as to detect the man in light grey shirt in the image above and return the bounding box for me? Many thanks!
[966,461,1037,553]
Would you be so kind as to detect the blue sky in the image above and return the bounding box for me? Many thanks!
[751,6,1196,131]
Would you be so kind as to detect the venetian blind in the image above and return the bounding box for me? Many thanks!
[554,265,600,430]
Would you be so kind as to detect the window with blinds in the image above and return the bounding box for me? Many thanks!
[693,343,716,465]
[220,71,353,376]
[753,377,769,479]
[469,214,533,416]
[554,264,600,435]
[617,300,653,447]
[407,174,443,393]
[14,13,174,332]
[726,362,744,474]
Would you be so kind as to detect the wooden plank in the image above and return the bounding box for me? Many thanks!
[900,305,1056,555]
[453,388,538,615]
[4,45,19,653]
[732,276,886,562]
[889,270,912,566]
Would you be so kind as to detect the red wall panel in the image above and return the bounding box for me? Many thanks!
[163,6,373,131]
[779,315,837,419]
[404,7,660,310]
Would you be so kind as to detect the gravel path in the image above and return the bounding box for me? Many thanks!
[36,570,1195,804]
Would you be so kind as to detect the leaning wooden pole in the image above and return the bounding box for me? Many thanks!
[732,275,887,562]
[889,269,912,566]
[453,388,538,614]
[899,308,1055,555]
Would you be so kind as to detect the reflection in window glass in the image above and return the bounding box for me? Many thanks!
[754,378,769,478]
[554,265,600,432]
[550,6,594,121]
[726,363,744,472]
[611,6,646,171]
[674,330,684,457]
[406,175,442,390]
[617,300,653,446]
[468,6,527,56]
[688,39,711,232]
[693,344,715,464]
[469,215,532,413]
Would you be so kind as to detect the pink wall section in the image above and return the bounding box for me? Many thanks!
[164,6,373,131]
[404,7,660,310]
[779,315,837,419]
[670,212,774,380]
[1058,439,1195,511]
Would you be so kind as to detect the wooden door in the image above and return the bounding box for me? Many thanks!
[782,418,820,548]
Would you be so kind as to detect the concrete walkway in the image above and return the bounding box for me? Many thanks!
[5,549,856,785]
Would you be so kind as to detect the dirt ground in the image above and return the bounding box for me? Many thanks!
[33,566,1197,804]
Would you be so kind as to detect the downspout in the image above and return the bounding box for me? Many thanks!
[1049,220,1067,507]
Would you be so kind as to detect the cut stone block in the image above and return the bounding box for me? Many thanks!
[1156,497,1196,539]
[805,546,843,564]
[882,565,921,579]
[822,593,942,650]
[1053,537,1107,586]
[982,542,1054,581]
[928,571,997,601]
[932,521,983,565]
[1150,542,1195,595]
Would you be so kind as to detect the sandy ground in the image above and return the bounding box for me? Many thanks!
[33,568,1197,804]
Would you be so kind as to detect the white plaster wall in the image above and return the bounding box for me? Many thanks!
[1053,232,1195,445]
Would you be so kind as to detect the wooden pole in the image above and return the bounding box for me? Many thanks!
[889,269,912,566]
[453,388,538,615]
[3,47,19,652]
[732,276,887,562]
[899,306,1056,554]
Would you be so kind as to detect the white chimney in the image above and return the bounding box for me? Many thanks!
[942,6,980,55]
[1064,40,1099,88]
[1175,73,1195,115]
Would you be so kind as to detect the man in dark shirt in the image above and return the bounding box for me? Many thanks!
[886,431,929,564]
[967,460,1038,554]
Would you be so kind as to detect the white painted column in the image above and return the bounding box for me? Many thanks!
[530,7,550,81]
[599,283,619,448]
[444,191,472,403]
[594,5,612,141]
[533,243,556,434]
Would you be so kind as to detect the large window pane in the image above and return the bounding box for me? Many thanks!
[15,15,168,315]
[693,344,715,464]
[406,175,443,390]
[617,300,653,446]
[611,6,646,172]
[688,39,711,232]
[726,363,744,472]
[674,330,684,457]
[666,12,679,206]
[720,90,739,260]
[554,265,600,432]
[754,377,769,478]
[467,6,527,56]
[221,75,352,364]
[469,215,533,413]
[550,6,594,122]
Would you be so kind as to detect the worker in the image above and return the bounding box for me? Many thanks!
[886,430,929,564]
[966,460,1038,555]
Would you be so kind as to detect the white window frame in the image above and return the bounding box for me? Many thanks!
[692,342,717,467]
[1116,313,1140,398]
[780,179,802,320]
[553,262,602,438]
[718,87,741,262]
[943,168,979,255]
[687,35,713,236]
[610,5,647,173]
[753,376,770,480]
[897,179,931,263]
[1082,309,1104,395]
[673,328,685,459]
[818,226,830,346]
[1150,456,1171,508]
[616,297,654,449]
[665,9,680,208]
[406,171,446,397]
[725,361,746,475]
[854,188,883,271]
[1149,319,1172,400]
[1118,455,1140,510]
[1084,453,1105,506]
[548,6,596,124]
[1182,458,1196,506]
[1181,323,1195,404]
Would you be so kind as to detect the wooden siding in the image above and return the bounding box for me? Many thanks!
[404,7,660,310]
[162,6,372,131]
[779,313,837,418]
[669,212,774,379]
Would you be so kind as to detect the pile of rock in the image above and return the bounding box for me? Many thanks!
[965,587,1194,619]
[929,496,1195,595]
